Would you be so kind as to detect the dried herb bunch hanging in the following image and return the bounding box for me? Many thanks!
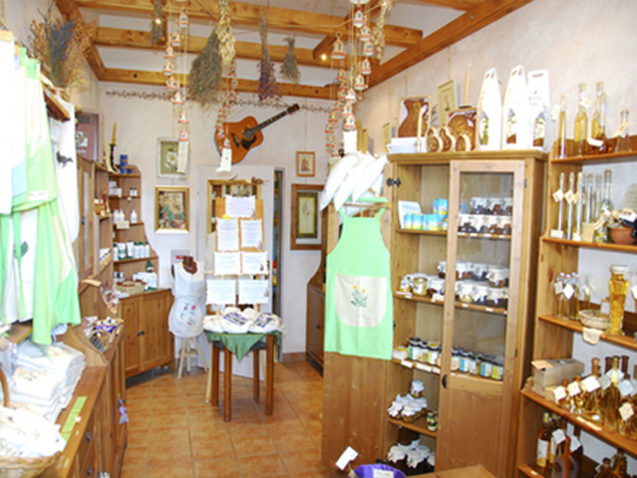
[187,28,222,108]
[372,0,396,60]
[216,0,235,67]
[280,37,300,84]
[150,0,166,46]
[29,4,93,89]
[257,16,280,102]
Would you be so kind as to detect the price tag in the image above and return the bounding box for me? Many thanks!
[415,362,430,372]
[432,293,444,303]
[554,281,564,295]
[563,283,575,300]
[553,189,565,202]
[567,380,581,396]
[551,104,561,121]
[569,434,582,452]
[553,385,567,402]
[115,220,130,230]
[564,190,576,204]
[579,98,593,110]
[400,360,414,369]
[587,137,603,147]
[373,470,394,478]
[618,379,634,398]
[598,375,611,390]
[619,402,634,421]
[552,428,566,445]
[335,446,359,470]
[581,375,600,393]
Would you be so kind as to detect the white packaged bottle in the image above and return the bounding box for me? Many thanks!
[130,209,138,223]
[502,64,532,149]
[476,68,502,151]
[527,70,550,151]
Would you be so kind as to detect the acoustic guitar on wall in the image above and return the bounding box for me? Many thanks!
[215,103,300,164]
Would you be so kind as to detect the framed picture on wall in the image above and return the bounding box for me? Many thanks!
[291,184,322,250]
[157,137,184,178]
[437,80,458,125]
[155,186,189,233]
[296,151,315,177]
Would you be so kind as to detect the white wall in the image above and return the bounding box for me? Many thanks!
[357,0,637,470]
[98,83,329,354]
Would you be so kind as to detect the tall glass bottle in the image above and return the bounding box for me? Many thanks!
[614,109,632,153]
[600,169,613,213]
[608,265,628,336]
[552,416,570,478]
[602,357,621,430]
[558,93,567,158]
[536,412,552,474]
[573,83,588,156]
[582,358,602,421]
[589,81,610,154]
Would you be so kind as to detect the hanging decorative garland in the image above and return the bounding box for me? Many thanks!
[280,37,300,84]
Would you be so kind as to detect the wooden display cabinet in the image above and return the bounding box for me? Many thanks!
[306,209,328,369]
[385,151,545,478]
[77,156,95,280]
[515,143,637,477]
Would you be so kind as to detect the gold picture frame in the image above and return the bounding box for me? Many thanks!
[296,151,315,177]
[155,186,189,233]
[291,184,322,250]
[437,80,458,125]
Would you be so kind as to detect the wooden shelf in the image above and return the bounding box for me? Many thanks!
[97,213,112,221]
[549,150,637,165]
[109,172,141,178]
[114,255,158,265]
[542,236,637,253]
[5,322,33,344]
[95,163,109,173]
[521,389,637,456]
[109,196,141,200]
[387,416,438,439]
[537,314,637,351]
[389,149,546,165]
[517,464,544,477]
[394,292,507,316]
[391,358,441,376]
[398,228,511,241]
[98,255,113,275]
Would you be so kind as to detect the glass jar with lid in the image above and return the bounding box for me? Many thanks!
[456,262,473,280]
[412,276,428,296]
[609,264,629,335]
[472,263,489,281]
[428,277,445,299]
[486,287,508,308]
[472,284,489,306]
[498,216,512,235]
[457,281,475,303]
[485,215,499,234]
[487,265,509,288]
[437,261,446,278]
[489,197,503,215]
[410,379,425,398]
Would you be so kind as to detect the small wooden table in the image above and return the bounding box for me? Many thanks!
[205,332,276,421]
[411,465,495,477]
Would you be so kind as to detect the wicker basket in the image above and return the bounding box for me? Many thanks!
[116,280,145,295]
[0,367,60,478]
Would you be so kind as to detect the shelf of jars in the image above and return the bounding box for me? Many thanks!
[114,255,158,265]
[394,291,507,315]
[398,228,512,241]
[391,358,441,376]
[387,416,438,439]
[542,236,637,253]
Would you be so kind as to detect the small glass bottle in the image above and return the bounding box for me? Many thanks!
[614,109,632,153]
[610,449,628,478]
[571,375,585,414]
[558,93,568,158]
[536,412,551,474]
[582,358,602,421]
[589,81,610,154]
[608,265,628,335]
[556,272,567,318]
[558,378,572,410]
[594,457,612,478]
[602,357,622,430]
[600,169,613,213]
[574,83,588,156]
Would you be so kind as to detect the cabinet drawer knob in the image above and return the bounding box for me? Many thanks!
[87,465,92,476]
[386,177,401,188]
[86,431,92,442]
[137,330,145,336]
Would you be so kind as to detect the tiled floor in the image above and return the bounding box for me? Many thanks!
[121,359,335,478]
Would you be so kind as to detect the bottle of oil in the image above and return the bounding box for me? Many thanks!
[602,357,622,430]
[552,416,570,478]
[536,412,552,474]
[582,358,602,421]
[614,109,632,153]
[558,93,568,158]
[608,265,628,335]
[573,83,588,156]
[593,457,612,478]
[589,82,610,154]
[610,449,628,478]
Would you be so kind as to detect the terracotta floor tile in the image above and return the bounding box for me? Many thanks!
[149,426,190,445]
[271,429,316,453]
[190,434,235,460]
[231,433,276,457]
[122,446,148,468]
[127,429,150,448]
[148,440,192,465]
[120,465,147,478]
[279,448,326,472]
[147,462,194,478]
[193,457,240,478]
[151,396,186,411]
[238,453,287,478]
[126,397,152,412]
[226,419,269,438]
[127,411,151,430]
[150,408,189,429]
[189,423,229,442]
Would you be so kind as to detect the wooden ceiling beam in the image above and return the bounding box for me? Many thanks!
[95,26,349,68]
[74,0,422,48]
[369,0,533,88]
[407,0,487,11]
[99,68,334,100]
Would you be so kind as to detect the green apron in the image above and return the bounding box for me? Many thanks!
[323,206,393,360]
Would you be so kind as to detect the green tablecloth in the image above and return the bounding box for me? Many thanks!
[205,331,281,361]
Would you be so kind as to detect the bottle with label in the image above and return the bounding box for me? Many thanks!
[608,265,628,335]
[573,83,588,156]
[555,273,567,318]
[130,209,138,223]
[558,379,572,411]
[614,109,632,153]
[558,93,568,158]
[589,82,610,154]
[610,449,628,478]
[570,376,585,414]
[593,457,612,478]
[582,358,602,421]
[536,412,552,474]
[601,357,622,430]
[552,416,569,478]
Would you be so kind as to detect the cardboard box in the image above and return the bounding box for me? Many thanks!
[531,358,584,395]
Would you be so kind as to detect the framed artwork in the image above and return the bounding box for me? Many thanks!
[398,96,430,137]
[157,137,184,177]
[291,184,322,250]
[155,186,189,233]
[437,80,458,125]
[296,151,315,177]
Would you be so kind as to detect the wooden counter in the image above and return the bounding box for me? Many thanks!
[412,465,495,477]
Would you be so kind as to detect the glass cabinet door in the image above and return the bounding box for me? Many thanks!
[437,160,525,475]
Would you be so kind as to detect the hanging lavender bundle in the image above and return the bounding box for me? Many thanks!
[257,17,280,101]
[150,0,165,46]
[280,37,300,84]
[187,28,222,107]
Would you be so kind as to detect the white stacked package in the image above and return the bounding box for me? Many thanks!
[0,406,65,458]
[9,340,86,421]
[203,307,284,335]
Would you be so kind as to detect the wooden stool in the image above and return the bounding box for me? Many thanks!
[177,336,208,379]
[206,334,275,421]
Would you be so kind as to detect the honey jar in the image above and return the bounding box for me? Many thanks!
[486,287,508,308]
[436,261,446,279]
[456,262,473,280]
[487,266,509,288]
[457,281,475,303]
[412,276,428,296]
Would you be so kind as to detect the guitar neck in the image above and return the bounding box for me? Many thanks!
[245,106,298,137]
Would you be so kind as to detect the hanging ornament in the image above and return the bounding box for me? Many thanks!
[350,0,370,4]
[257,16,281,101]
[217,0,236,67]
[165,76,178,90]
[178,129,189,141]
[352,9,364,28]
[178,12,189,29]
[164,45,175,59]
[280,37,300,83]
[150,0,165,46]
[343,113,357,131]
[324,122,335,135]
[360,58,372,75]
[346,88,357,103]
[171,90,184,105]
[353,73,366,91]
[337,69,347,84]
[330,33,346,60]
[162,59,174,75]
[338,85,348,101]
[178,110,189,124]
[170,31,181,48]
[362,41,374,57]
[329,111,339,124]
[359,22,372,42]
